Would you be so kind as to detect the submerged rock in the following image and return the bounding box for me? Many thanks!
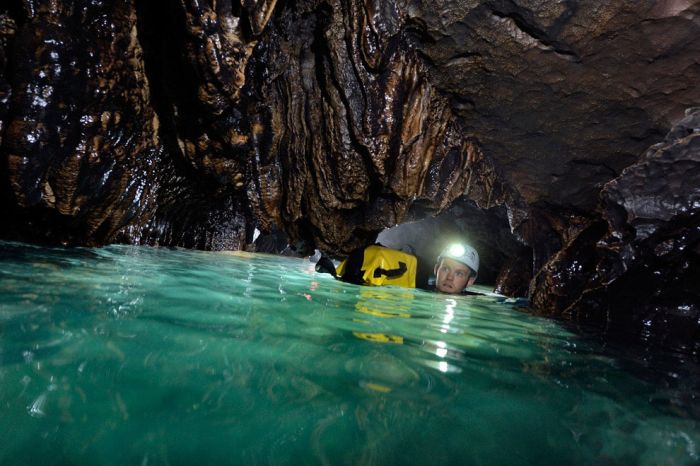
[1,1,699,353]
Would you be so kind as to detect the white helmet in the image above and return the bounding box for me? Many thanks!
[438,243,479,276]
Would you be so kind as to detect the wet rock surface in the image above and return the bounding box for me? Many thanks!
[531,109,700,355]
[1,1,699,354]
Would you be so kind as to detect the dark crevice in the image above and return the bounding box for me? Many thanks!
[629,126,666,142]
[570,159,619,177]
[2,0,26,26]
[134,0,250,248]
[547,0,578,37]
[490,8,581,63]
[402,16,435,47]
[445,51,482,64]
[134,0,204,183]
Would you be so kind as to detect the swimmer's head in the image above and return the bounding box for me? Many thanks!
[434,243,479,294]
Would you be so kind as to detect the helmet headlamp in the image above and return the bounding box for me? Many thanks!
[447,244,466,257]
[438,242,480,277]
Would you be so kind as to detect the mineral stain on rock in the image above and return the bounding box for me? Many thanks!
[0,1,699,353]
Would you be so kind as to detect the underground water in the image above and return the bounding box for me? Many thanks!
[1,241,698,465]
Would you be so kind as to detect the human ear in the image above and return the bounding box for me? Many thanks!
[467,276,476,287]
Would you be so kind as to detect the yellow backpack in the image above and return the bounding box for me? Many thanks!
[335,245,417,288]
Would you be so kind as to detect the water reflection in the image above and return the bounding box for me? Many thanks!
[352,287,412,346]
[349,288,487,378]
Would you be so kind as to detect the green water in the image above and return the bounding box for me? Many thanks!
[0,241,698,465]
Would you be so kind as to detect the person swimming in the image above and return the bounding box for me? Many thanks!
[317,242,481,296]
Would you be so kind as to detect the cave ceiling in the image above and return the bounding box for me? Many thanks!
[0,0,698,284]
[413,0,700,208]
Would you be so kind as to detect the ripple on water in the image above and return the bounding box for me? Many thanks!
[0,241,699,465]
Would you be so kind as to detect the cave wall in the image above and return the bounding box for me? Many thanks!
[531,108,700,355]
[1,1,699,351]
[244,0,515,254]
[1,0,513,254]
[1,1,164,244]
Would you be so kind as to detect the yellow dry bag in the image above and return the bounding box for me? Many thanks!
[335,245,417,288]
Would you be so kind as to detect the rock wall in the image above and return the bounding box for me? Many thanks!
[1,1,699,351]
[531,108,700,355]
[1,2,164,244]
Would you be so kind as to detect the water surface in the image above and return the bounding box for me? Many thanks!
[0,242,698,465]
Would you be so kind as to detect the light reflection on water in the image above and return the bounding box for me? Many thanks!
[0,241,699,465]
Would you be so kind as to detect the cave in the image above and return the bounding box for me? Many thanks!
[2,1,700,462]
[1,2,699,349]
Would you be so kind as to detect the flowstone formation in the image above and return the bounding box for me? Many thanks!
[1,1,699,352]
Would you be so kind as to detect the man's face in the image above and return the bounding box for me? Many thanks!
[435,258,475,294]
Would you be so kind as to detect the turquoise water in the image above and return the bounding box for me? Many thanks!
[1,241,698,465]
